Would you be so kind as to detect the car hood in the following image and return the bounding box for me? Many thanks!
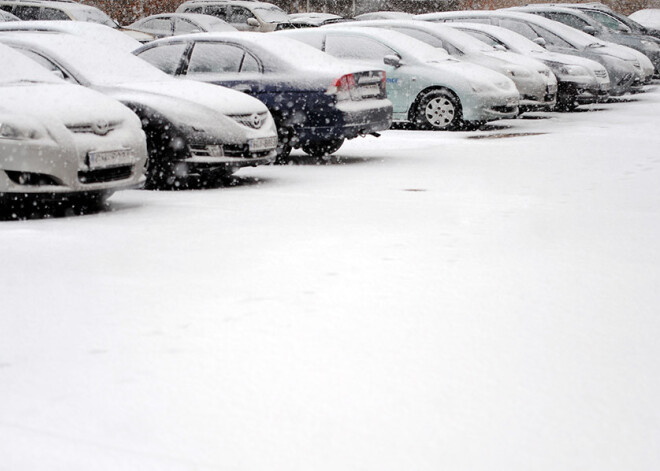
[104,80,269,116]
[0,82,137,128]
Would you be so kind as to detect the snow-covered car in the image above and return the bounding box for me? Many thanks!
[0,20,142,52]
[0,8,17,21]
[286,12,349,28]
[447,21,611,109]
[630,9,660,31]
[0,31,277,188]
[335,21,557,112]
[135,32,392,158]
[0,0,117,26]
[277,26,520,130]
[417,10,646,96]
[0,44,147,205]
[507,5,660,75]
[126,13,236,39]
[176,0,292,32]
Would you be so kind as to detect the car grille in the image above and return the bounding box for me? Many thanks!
[492,105,517,113]
[189,144,224,157]
[78,166,133,184]
[228,112,269,129]
[224,143,273,158]
[66,120,121,136]
[594,70,608,78]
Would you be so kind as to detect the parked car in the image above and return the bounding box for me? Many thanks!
[335,20,558,112]
[0,8,17,20]
[0,0,117,26]
[630,9,660,31]
[126,13,236,39]
[0,20,143,52]
[507,5,660,75]
[176,0,292,32]
[277,26,520,130]
[0,31,277,188]
[0,43,147,206]
[135,32,392,158]
[417,10,646,96]
[447,21,610,109]
[287,12,349,28]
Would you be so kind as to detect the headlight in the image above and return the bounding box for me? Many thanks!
[0,122,37,140]
[561,65,589,76]
[641,39,660,51]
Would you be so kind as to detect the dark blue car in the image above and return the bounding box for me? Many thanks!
[134,32,393,159]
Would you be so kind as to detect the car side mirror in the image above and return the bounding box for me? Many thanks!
[533,37,547,47]
[383,54,403,67]
[247,18,259,27]
[493,44,506,51]
[50,68,66,80]
[584,25,596,35]
[621,25,632,34]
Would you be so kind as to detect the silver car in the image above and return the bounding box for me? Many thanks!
[0,44,147,206]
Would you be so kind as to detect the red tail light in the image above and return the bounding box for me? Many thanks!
[327,73,358,101]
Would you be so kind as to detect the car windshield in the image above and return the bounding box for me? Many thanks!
[15,35,171,85]
[253,6,288,23]
[0,45,61,85]
[69,7,118,28]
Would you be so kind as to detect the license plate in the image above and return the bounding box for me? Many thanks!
[360,84,381,97]
[248,136,277,152]
[88,149,135,170]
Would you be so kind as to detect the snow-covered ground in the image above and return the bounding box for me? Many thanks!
[2,88,660,470]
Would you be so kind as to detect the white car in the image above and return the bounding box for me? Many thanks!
[176,0,291,32]
[126,13,237,39]
[629,9,660,30]
[335,20,558,111]
[0,44,147,206]
[0,31,278,188]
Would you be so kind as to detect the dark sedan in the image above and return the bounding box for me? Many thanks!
[134,32,393,159]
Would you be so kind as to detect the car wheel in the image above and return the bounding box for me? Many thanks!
[413,89,463,131]
[301,138,344,158]
[144,136,176,189]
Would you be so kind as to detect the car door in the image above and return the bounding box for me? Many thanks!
[134,42,191,76]
[323,33,407,113]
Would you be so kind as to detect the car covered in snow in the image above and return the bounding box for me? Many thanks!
[176,0,292,32]
[630,9,660,31]
[507,5,660,75]
[0,20,143,52]
[0,0,117,26]
[0,44,147,205]
[0,31,277,188]
[417,10,648,96]
[126,13,236,39]
[135,32,393,158]
[446,21,611,109]
[277,26,520,130]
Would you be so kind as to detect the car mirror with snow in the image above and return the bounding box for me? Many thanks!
[247,18,259,27]
[383,54,403,67]
[584,26,597,36]
[533,37,547,48]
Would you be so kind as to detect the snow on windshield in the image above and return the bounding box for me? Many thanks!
[253,6,288,23]
[0,44,61,85]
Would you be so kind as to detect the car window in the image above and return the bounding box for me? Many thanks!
[188,42,259,74]
[463,30,507,49]
[174,18,201,33]
[137,43,187,74]
[141,17,173,34]
[186,6,203,13]
[532,24,576,48]
[227,6,254,25]
[15,48,72,81]
[0,5,12,13]
[204,5,227,21]
[13,5,40,20]
[545,12,592,33]
[584,10,629,31]
[40,7,69,20]
[390,27,445,48]
[325,35,397,64]
[499,19,538,40]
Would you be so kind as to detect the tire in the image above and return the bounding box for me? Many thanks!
[301,138,344,158]
[144,136,177,189]
[413,89,463,131]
